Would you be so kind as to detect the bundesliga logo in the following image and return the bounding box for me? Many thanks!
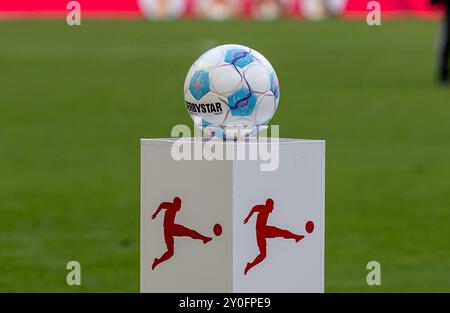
[150,196,314,275]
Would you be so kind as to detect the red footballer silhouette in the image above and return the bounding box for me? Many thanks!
[243,198,307,275]
[151,196,212,270]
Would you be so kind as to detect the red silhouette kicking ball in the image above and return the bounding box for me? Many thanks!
[305,221,314,234]
[213,224,222,236]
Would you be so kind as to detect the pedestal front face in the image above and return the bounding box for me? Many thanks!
[141,138,325,293]
[232,141,325,292]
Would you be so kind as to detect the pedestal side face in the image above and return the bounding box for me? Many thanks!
[141,141,233,292]
[232,141,325,292]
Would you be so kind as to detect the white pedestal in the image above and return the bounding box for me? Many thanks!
[141,138,325,293]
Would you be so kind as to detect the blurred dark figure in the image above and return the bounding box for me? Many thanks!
[432,0,450,83]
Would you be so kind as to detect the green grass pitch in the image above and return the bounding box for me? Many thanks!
[0,19,449,292]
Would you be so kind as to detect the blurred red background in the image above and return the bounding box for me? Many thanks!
[0,0,444,19]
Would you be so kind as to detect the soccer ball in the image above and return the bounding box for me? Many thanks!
[184,44,280,139]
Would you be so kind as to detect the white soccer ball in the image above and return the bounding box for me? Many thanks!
[184,44,280,139]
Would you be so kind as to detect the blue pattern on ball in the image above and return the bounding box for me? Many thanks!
[227,88,257,116]
[224,49,254,68]
[200,119,211,127]
[270,72,279,99]
[189,70,210,101]
[211,128,225,138]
